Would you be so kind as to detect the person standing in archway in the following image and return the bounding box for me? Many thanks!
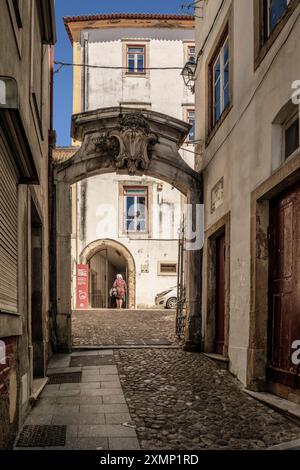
[113,274,127,309]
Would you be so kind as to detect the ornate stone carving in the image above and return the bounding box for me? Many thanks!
[86,113,158,175]
[87,133,119,160]
[111,113,158,175]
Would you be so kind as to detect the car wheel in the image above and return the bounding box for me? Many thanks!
[166,297,177,309]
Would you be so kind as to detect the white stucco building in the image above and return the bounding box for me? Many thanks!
[59,14,195,308]
[194,0,300,400]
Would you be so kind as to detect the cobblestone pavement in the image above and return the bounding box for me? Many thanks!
[72,309,180,347]
[114,349,300,450]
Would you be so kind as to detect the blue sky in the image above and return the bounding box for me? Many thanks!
[54,0,191,146]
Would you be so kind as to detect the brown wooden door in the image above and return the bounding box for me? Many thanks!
[268,183,300,389]
[214,234,226,355]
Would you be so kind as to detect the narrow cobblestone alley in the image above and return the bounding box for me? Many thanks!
[15,310,300,450]
[115,349,300,450]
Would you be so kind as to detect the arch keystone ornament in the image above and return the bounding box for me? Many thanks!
[53,107,203,353]
[112,113,158,175]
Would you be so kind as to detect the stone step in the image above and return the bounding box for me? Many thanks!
[244,390,300,425]
[203,353,229,370]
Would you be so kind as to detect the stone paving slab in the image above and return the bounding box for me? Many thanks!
[105,413,132,424]
[70,356,115,367]
[71,350,114,356]
[108,437,140,450]
[77,424,136,438]
[17,352,139,451]
[102,395,127,404]
[65,437,108,450]
[79,404,129,414]
[52,414,106,425]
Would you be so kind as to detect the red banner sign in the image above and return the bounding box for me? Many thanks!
[76,264,89,309]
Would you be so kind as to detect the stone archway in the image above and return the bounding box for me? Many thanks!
[80,239,136,309]
[54,107,203,352]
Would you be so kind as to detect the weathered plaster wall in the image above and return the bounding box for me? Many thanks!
[74,174,180,308]
[0,0,53,447]
[195,0,300,385]
[70,25,195,308]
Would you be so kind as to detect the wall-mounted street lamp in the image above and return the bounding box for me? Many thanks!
[181,59,197,93]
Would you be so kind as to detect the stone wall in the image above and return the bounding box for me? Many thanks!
[0,337,18,449]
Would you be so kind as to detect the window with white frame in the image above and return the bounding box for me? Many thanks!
[187,109,195,142]
[187,45,196,64]
[123,187,148,233]
[264,0,292,38]
[210,30,230,128]
[126,46,146,74]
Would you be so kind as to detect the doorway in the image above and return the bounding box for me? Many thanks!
[205,213,230,358]
[88,246,127,308]
[267,182,300,389]
[30,200,44,378]
[214,233,226,355]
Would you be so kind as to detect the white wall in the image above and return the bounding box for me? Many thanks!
[195,0,300,384]
[73,25,195,308]
[75,174,180,307]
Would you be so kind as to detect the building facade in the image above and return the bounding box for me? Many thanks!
[58,14,195,309]
[195,0,300,400]
[0,0,56,448]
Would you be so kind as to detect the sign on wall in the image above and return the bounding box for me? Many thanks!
[211,178,224,214]
[76,264,89,309]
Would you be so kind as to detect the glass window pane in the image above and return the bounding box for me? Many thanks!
[126,196,135,218]
[214,58,221,82]
[137,54,144,72]
[270,0,288,32]
[188,46,196,63]
[137,197,146,217]
[136,220,146,232]
[285,118,299,159]
[224,84,229,109]
[126,219,135,231]
[224,63,229,88]
[223,42,229,66]
[128,56,135,72]
[124,188,146,195]
[128,47,144,53]
[188,112,195,141]
[215,80,221,107]
[215,100,221,123]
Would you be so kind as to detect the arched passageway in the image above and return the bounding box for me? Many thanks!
[54,107,203,352]
[80,239,136,309]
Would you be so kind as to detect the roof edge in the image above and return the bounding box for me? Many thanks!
[63,13,195,44]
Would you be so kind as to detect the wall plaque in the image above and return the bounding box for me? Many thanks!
[211,177,224,214]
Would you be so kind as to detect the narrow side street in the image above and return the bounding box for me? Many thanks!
[14,312,300,451]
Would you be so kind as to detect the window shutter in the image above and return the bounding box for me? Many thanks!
[0,135,18,313]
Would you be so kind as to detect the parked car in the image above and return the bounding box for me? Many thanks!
[155,286,177,309]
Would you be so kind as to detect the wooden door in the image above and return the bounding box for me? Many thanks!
[214,234,226,355]
[268,183,300,388]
